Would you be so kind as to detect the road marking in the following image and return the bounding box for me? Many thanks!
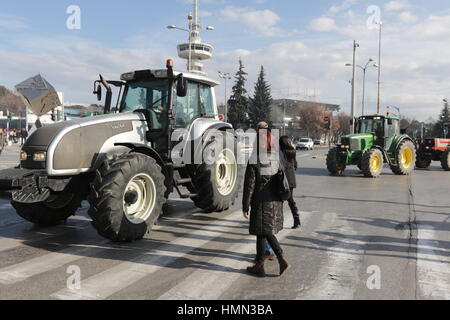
[157,212,312,300]
[297,212,364,300]
[0,219,92,253]
[0,238,109,285]
[50,210,248,300]
[417,225,450,299]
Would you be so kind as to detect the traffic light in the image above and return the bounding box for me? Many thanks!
[51,109,56,121]
[324,116,331,129]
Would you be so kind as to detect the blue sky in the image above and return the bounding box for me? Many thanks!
[2,0,450,121]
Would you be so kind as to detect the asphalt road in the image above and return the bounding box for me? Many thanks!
[0,145,448,300]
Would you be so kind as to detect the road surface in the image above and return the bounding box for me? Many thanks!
[0,145,448,300]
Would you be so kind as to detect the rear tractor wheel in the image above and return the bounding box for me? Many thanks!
[327,147,346,175]
[441,150,450,171]
[88,153,166,242]
[391,140,416,175]
[189,131,243,213]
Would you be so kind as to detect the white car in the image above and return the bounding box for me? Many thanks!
[297,138,314,150]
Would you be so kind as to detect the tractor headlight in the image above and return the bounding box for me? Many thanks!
[33,152,47,162]
[20,151,28,161]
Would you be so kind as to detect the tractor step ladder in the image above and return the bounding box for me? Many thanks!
[172,164,198,199]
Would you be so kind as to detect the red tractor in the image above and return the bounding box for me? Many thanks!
[416,123,450,170]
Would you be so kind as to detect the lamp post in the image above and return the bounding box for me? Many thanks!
[218,71,231,122]
[375,21,383,114]
[350,40,359,134]
[167,21,214,73]
[346,58,378,116]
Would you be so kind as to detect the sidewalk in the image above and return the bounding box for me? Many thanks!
[0,143,21,169]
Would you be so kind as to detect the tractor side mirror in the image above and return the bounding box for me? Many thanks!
[95,84,102,102]
[177,77,187,97]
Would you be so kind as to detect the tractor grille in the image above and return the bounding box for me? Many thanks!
[350,139,359,151]
[341,137,350,146]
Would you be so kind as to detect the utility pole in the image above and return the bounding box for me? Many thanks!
[350,40,359,134]
[377,22,382,114]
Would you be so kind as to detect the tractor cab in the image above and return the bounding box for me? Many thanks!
[443,123,450,139]
[93,60,220,154]
[356,114,400,149]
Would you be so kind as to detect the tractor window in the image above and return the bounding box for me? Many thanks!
[199,84,215,116]
[387,119,399,137]
[121,80,169,130]
[358,119,384,135]
[173,81,202,127]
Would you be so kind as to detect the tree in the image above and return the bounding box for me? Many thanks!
[432,100,450,137]
[249,66,272,126]
[228,59,249,130]
[297,104,326,139]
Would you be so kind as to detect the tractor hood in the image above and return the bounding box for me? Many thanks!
[21,113,142,173]
[340,133,375,151]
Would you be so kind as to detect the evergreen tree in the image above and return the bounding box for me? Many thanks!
[228,59,249,129]
[249,66,273,126]
[432,100,450,137]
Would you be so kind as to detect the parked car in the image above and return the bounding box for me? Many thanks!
[314,140,322,146]
[297,138,314,150]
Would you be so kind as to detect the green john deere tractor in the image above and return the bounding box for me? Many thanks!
[327,114,416,178]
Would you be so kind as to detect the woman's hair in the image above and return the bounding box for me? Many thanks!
[258,129,275,153]
[280,136,296,162]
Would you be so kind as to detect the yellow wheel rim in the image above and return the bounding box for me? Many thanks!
[371,155,382,172]
[401,147,413,168]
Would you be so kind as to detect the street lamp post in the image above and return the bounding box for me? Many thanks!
[350,40,359,134]
[218,71,231,122]
[375,21,383,114]
[347,59,378,116]
[167,20,214,73]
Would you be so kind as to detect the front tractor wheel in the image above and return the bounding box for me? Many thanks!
[441,150,450,171]
[327,147,346,175]
[12,193,82,226]
[361,148,384,178]
[416,154,432,169]
[391,140,416,175]
[88,153,166,242]
[190,132,242,213]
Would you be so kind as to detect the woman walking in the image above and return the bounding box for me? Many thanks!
[280,136,301,229]
[243,127,290,277]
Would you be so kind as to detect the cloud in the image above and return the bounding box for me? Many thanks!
[398,11,418,24]
[327,0,359,16]
[309,17,339,32]
[385,0,411,12]
[0,14,28,30]
[220,6,280,36]
[408,15,450,39]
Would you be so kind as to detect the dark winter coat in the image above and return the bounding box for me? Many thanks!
[280,149,298,189]
[242,157,284,236]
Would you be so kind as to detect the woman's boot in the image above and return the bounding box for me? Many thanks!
[277,254,290,276]
[293,215,301,229]
[247,261,266,277]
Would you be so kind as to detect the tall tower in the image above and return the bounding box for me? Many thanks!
[177,0,213,75]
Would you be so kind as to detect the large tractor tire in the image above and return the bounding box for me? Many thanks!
[190,131,242,213]
[361,148,384,178]
[441,150,450,171]
[415,154,431,169]
[391,140,416,175]
[88,153,166,242]
[12,193,82,226]
[327,147,346,175]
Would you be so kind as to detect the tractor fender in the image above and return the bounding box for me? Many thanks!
[114,143,170,180]
[370,145,392,165]
[175,119,234,166]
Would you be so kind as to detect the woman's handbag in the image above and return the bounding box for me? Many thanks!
[276,169,291,201]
